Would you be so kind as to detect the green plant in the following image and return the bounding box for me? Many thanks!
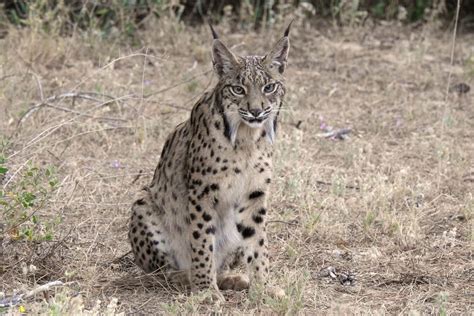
[1,157,59,242]
[437,292,448,316]
[299,0,444,23]
[364,210,376,229]
[409,0,431,21]
[2,0,462,36]
[2,0,171,39]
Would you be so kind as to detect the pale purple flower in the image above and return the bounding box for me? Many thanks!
[395,117,403,128]
[319,115,330,131]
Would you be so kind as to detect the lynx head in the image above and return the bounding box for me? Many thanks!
[210,23,291,145]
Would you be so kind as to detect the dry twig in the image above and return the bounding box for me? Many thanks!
[17,92,123,126]
[0,281,65,308]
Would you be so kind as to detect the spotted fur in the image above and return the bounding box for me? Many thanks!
[128,24,291,298]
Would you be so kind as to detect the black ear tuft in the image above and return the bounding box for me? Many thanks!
[284,20,293,37]
[209,23,219,40]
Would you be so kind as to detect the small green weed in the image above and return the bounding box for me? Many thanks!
[364,210,377,229]
[1,156,59,242]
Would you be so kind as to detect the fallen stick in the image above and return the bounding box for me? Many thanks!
[42,102,127,122]
[0,281,64,308]
[17,92,123,125]
[23,281,64,299]
[317,128,352,140]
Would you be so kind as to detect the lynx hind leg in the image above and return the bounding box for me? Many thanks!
[129,190,172,273]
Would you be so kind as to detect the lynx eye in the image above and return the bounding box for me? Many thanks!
[263,83,277,94]
[230,85,246,96]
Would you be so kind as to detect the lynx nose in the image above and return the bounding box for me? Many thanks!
[249,109,263,118]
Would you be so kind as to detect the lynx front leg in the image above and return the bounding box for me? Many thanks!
[237,190,270,285]
[187,194,223,300]
[237,190,285,298]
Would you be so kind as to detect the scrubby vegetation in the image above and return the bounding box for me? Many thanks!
[2,0,474,34]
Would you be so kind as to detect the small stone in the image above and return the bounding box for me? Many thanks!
[450,83,470,94]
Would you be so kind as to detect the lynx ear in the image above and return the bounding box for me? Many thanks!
[209,24,239,77]
[265,21,292,74]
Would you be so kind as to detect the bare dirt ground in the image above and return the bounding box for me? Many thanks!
[1,18,473,314]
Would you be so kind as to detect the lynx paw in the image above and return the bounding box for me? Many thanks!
[217,273,250,291]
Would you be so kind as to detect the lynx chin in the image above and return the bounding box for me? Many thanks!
[129,22,292,300]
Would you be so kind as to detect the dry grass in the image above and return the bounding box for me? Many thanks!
[1,17,473,315]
